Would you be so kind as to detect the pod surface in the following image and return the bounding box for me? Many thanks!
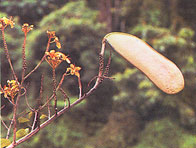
[104,32,184,94]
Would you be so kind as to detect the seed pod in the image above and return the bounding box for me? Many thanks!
[104,32,184,94]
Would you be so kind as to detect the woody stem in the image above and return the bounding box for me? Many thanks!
[78,77,82,98]
[1,27,18,82]
[21,33,27,84]
[13,104,17,146]
[52,68,57,115]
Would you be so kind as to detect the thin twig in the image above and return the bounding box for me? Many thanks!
[13,104,17,145]
[0,105,5,110]
[23,83,34,111]
[25,92,34,111]
[12,88,22,146]
[24,37,51,80]
[7,97,15,105]
[46,96,51,118]
[103,48,112,77]
[59,88,70,108]
[20,87,27,97]
[95,39,106,85]
[38,74,44,109]
[21,33,27,84]
[56,73,67,90]
[1,28,18,82]
[16,110,28,118]
[1,118,9,130]
[31,111,37,131]
[78,77,82,98]
[87,76,114,88]
[52,68,57,115]
[6,118,14,139]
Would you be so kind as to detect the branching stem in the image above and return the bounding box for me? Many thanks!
[24,37,51,80]
[5,31,109,148]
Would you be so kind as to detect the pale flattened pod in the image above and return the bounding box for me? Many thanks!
[104,32,184,94]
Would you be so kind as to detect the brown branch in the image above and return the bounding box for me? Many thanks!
[13,104,17,145]
[7,39,107,148]
[7,81,101,148]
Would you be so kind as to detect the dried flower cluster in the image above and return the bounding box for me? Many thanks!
[0,80,19,100]
[45,50,70,69]
[45,31,81,77]
[0,17,15,29]
[22,23,33,34]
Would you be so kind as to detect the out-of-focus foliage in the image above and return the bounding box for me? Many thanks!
[133,118,196,148]
[0,0,69,24]
[1,0,196,148]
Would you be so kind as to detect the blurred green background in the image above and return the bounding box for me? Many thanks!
[1,0,196,148]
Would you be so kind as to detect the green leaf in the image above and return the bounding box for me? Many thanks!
[178,28,195,39]
[138,79,153,89]
[187,56,194,65]
[145,90,159,99]
[40,114,47,120]
[28,111,33,119]
[25,128,30,133]
[18,117,30,123]
[16,128,29,138]
[0,138,11,148]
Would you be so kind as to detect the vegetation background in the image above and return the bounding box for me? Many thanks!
[1,0,196,148]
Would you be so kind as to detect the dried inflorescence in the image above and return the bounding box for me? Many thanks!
[45,50,71,69]
[0,17,15,29]
[22,23,33,34]
[47,30,61,49]
[66,64,81,78]
[0,80,19,100]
